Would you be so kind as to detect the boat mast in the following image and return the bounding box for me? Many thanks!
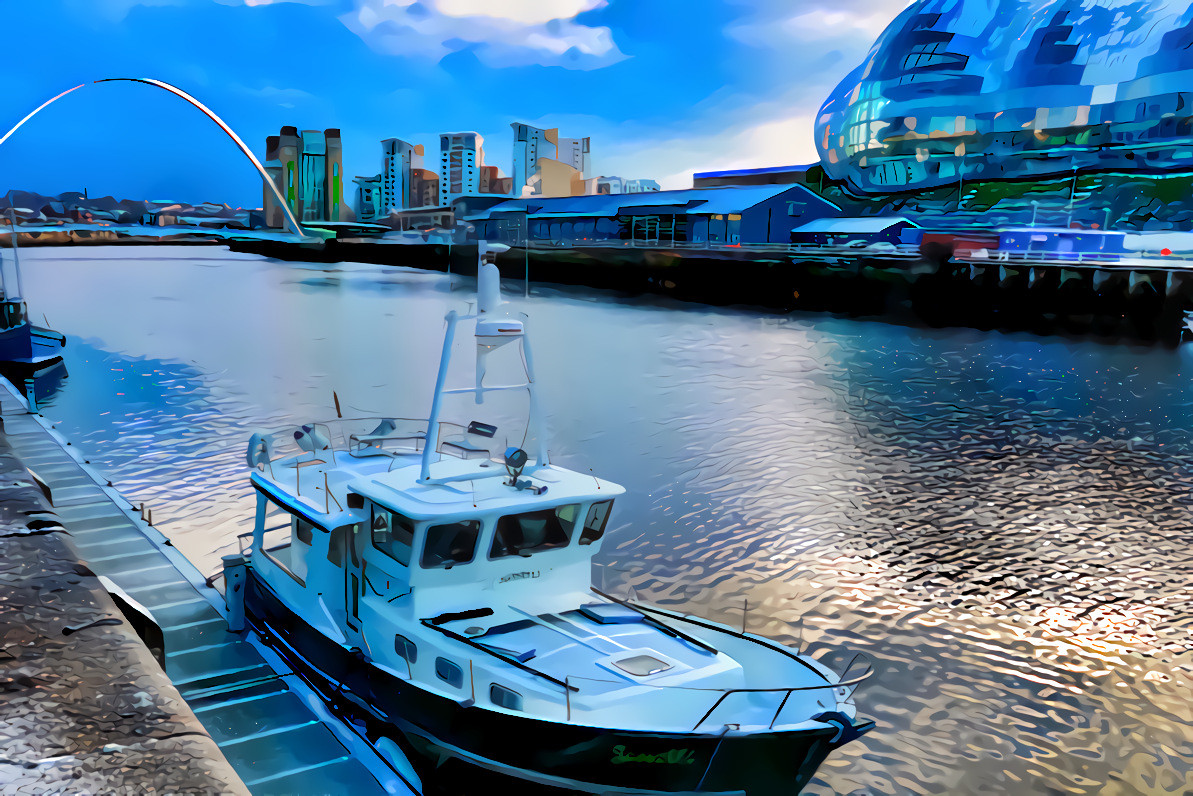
[418,241,550,483]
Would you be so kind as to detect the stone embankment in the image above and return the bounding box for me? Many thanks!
[0,426,247,794]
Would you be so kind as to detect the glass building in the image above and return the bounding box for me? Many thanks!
[816,0,1193,193]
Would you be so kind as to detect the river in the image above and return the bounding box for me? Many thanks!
[21,245,1193,795]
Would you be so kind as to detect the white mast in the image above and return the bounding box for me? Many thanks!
[419,241,549,484]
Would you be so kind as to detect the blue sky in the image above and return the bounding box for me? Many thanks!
[1,0,903,207]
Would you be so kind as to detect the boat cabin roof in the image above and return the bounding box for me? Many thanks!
[351,457,625,522]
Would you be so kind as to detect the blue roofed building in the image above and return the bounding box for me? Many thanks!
[466,184,840,246]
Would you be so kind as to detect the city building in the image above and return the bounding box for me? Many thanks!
[479,165,513,196]
[526,158,592,198]
[412,168,440,208]
[596,177,661,195]
[353,174,383,222]
[511,123,558,196]
[558,136,591,179]
[381,138,424,213]
[816,0,1193,193]
[439,132,485,205]
[262,126,354,227]
[466,184,840,246]
[693,165,817,188]
[790,217,920,246]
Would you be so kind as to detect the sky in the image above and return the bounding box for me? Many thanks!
[0,0,906,208]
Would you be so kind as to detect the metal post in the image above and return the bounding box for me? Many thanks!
[222,554,247,632]
[524,211,530,298]
[23,378,36,413]
[420,312,460,482]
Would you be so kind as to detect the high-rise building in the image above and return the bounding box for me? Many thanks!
[381,138,424,212]
[439,132,484,205]
[558,136,591,179]
[511,123,558,196]
[412,168,440,208]
[262,126,353,227]
[354,174,383,222]
[263,126,300,229]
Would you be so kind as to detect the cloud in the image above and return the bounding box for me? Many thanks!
[726,1,910,51]
[599,111,821,191]
[337,0,624,69]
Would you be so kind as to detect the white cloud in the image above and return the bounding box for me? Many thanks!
[337,0,624,69]
[600,112,821,191]
[435,0,604,25]
[727,2,907,50]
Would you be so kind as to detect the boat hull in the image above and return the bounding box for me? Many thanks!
[243,570,869,795]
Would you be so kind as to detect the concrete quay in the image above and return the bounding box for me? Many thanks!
[0,421,246,793]
[0,375,409,795]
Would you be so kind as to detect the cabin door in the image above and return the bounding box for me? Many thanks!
[344,523,366,646]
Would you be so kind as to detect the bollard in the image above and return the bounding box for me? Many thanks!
[222,554,247,632]
[23,378,36,413]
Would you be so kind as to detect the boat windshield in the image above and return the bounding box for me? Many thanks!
[372,507,415,567]
[421,520,481,568]
[490,505,577,559]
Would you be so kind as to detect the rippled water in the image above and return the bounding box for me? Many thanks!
[22,245,1193,795]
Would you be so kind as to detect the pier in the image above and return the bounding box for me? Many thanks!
[225,236,1193,343]
[0,375,412,794]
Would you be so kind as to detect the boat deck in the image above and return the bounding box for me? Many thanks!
[0,379,415,795]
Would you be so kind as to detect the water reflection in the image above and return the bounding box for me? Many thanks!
[21,245,1193,794]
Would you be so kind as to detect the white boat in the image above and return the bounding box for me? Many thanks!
[231,242,874,794]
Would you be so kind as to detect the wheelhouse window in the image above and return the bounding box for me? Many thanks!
[490,684,523,711]
[421,520,481,568]
[490,506,577,559]
[436,657,463,688]
[372,507,415,567]
[579,500,613,545]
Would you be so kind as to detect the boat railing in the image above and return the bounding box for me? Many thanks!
[247,416,508,476]
[557,653,873,732]
[953,248,1189,265]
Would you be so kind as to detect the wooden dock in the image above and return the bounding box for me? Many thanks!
[0,375,417,795]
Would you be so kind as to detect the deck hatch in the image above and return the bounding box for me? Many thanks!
[612,654,672,677]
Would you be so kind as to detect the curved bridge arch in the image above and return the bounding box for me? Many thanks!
[0,78,305,237]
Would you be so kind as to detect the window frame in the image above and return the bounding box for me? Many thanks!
[435,657,463,688]
[579,500,614,546]
[490,683,523,711]
[370,503,416,568]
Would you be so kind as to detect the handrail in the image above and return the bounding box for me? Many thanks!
[590,587,718,655]
[420,618,579,693]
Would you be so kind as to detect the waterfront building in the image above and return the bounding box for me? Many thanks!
[596,177,661,195]
[693,165,817,188]
[439,132,485,205]
[412,168,440,208]
[467,183,839,246]
[354,174,383,222]
[511,123,558,196]
[526,158,589,198]
[262,126,354,226]
[381,138,424,212]
[479,165,513,196]
[559,136,591,179]
[263,126,300,229]
[816,0,1193,193]
[790,217,920,246]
